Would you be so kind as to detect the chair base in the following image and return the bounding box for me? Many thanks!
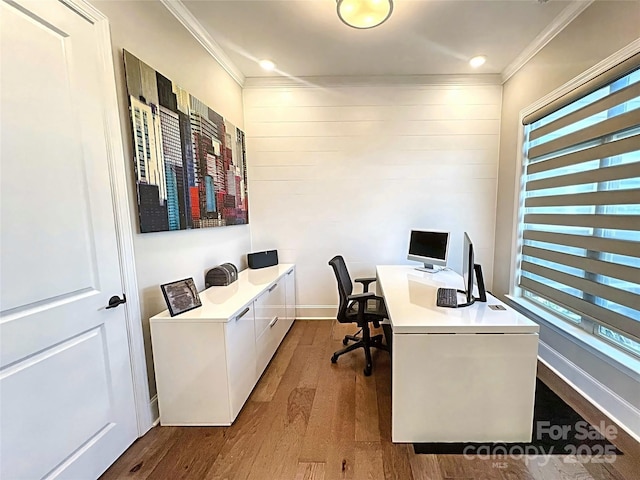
[331,331,389,376]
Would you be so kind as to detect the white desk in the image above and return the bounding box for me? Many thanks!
[376,265,539,443]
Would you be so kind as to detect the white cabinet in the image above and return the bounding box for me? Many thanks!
[150,265,295,426]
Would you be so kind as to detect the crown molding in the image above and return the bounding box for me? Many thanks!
[159,0,245,86]
[520,38,640,119]
[160,0,594,89]
[59,0,105,23]
[243,74,503,89]
[501,0,594,84]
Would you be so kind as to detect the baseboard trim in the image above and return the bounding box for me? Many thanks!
[538,341,640,443]
[295,305,336,320]
[296,317,335,321]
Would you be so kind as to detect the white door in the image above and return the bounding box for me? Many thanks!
[0,1,138,478]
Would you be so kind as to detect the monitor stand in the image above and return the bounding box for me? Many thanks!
[455,289,476,308]
[414,263,443,273]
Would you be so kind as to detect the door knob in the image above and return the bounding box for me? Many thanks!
[106,294,127,309]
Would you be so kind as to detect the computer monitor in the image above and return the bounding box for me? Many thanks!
[460,232,487,306]
[407,230,450,272]
[462,232,474,305]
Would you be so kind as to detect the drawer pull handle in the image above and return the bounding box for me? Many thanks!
[269,317,279,328]
[236,307,250,320]
[287,270,293,276]
[268,284,278,292]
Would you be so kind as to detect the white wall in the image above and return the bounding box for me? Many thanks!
[244,82,502,318]
[91,0,250,398]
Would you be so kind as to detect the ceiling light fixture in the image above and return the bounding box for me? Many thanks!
[259,59,276,71]
[469,55,486,68]
[337,0,393,29]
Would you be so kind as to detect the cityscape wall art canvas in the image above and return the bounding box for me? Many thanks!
[123,50,248,233]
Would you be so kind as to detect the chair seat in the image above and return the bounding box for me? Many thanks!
[346,297,387,321]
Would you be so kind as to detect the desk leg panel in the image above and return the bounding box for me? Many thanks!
[392,333,538,443]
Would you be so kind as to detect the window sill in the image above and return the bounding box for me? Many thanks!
[505,295,640,381]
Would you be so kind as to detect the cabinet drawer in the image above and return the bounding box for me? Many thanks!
[256,312,288,376]
[225,304,257,420]
[254,280,285,340]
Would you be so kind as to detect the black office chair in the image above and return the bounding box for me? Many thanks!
[328,255,389,376]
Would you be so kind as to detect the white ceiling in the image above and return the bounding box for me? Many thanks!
[179,0,578,80]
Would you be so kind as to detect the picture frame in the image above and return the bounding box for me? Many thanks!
[123,50,249,234]
[160,277,202,317]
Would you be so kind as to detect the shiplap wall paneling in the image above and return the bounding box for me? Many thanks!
[244,84,502,319]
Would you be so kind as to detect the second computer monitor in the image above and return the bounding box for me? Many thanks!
[407,230,450,272]
[462,232,474,304]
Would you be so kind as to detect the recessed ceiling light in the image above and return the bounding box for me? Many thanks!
[469,56,486,68]
[259,59,276,71]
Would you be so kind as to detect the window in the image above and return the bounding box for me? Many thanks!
[515,57,640,357]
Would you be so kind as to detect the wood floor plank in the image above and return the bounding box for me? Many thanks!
[146,427,226,480]
[355,372,380,442]
[100,425,180,480]
[298,321,319,345]
[331,367,358,439]
[245,343,315,480]
[299,321,357,462]
[102,322,639,480]
[312,319,334,346]
[332,321,357,341]
[496,457,538,480]
[298,321,333,389]
[246,387,316,480]
[581,460,626,480]
[381,442,415,480]
[294,462,326,480]
[408,454,444,480]
[354,441,385,480]
[440,453,537,480]
[437,454,479,479]
[202,400,269,480]
[325,440,356,480]
[524,456,594,480]
[276,387,319,480]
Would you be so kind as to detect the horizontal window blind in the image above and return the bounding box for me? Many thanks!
[518,65,640,342]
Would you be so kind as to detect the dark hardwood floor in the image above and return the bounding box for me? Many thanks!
[101,320,639,480]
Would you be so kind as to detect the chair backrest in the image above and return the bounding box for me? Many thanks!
[328,255,353,323]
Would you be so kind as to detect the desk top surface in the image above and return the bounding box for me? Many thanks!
[376,265,539,334]
[151,264,294,323]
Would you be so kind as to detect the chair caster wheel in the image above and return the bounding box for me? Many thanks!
[331,354,338,364]
[342,337,349,346]
[364,365,372,376]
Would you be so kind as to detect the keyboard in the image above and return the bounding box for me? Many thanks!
[436,288,458,308]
